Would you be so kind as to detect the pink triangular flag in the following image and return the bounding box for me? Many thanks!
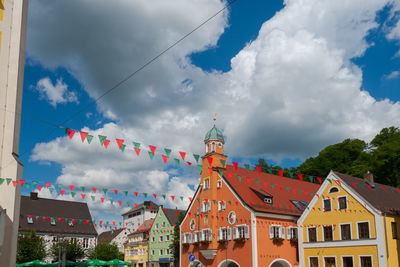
[80,131,88,142]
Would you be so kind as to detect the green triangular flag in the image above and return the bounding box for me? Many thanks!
[0,178,4,185]
[270,183,274,188]
[285,187,289,192]
[268,168,273,174]
[127,202,131,207]
[133,142,141,150]
[81,186,85,192]
[228,201,231,205]
[197,198,200,203]
[32,181,38,187]
[180,196,184,201]
[124,191,128,196]
[219,171,223,176]
[143,193,148,197]
[6,178,12,185]
[86,135,93,144]
[308,176,313,182]
[193,154,200,163]
[164,148,172,157]
[256,180,259,185]
[65,127,69,134]
[174,158,180,166]
[289,172,294,178]
[298,190,302,195]
[110,199,114,205]
[213,200,216,204]
[148,151,154,160]
[25,183,30,189]
[197,165,202,172]
[91,196,95,201]
[121,144,126,152]
[162,194,166,200]
[103,189,108,194]
[57,184,63,190]
[237,175,241,182]
[244,164,250,172]
[71,192,76,198]
[98,135,107,146]
[220,159,226,168]
[327,179,332,184]
[49,188,54,193]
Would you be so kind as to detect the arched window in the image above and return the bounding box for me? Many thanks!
[205,144,209,153]
[328,187,339,193]
[212,142,215,152]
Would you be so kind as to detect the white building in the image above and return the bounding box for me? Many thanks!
[122,201,158,232]
[19,192,97,262]
[98,228,126,253]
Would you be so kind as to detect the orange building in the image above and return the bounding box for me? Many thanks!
[180,126,320,267]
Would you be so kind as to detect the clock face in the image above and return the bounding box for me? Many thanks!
[228,211,236,225]
[190,219,196,230]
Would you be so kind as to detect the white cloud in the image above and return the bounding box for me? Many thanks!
[28,0,400,219]
[34,77,78,107]
[383,70,400,80]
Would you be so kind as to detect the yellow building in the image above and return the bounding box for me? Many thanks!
[124,218,153,267]
[298,171,400,267]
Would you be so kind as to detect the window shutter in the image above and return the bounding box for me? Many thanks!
[245,225,250,239]
[227,227,232,240]
[218,201,221,211]
[223,202,226,210]
[233,227,238,239]
[269,226,274,239]
[287,227,291,240]
[189,233,192,243]
[209,229,212,241]
[182,234,186,244]
[194,232,198,243]
[208,202,211,212]
[280,227,285,239]
[217,229,221,241]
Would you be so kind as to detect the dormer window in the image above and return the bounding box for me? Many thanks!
[27,217,33,224]
[328,187,339,193]
[264,197,272,204]
[50,218,56,226]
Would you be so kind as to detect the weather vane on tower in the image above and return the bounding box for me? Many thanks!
[213,113,217,122]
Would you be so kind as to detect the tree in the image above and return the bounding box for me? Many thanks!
[169,212,185,266]
[87,243,120,261]
[16,231,47,263]
[50,240,85,262]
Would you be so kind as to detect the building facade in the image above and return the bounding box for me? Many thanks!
[298,171,400,267]
[123,201,158,232]
[180,125,320,267]
[19,192,97,262]
[148,206,184,267]
[98,228,126,253]
[0,0,27,265]
[125,218,154,267]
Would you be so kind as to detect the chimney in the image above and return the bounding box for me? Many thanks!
[30,192,38,200]
[364,171,374,183]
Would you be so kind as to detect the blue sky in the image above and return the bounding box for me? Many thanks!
[16,0,400,223]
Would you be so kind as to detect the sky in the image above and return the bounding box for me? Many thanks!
[14,0,400,229]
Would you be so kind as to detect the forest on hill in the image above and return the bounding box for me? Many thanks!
[258,126,400,187]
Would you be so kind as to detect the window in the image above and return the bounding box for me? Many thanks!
[290,200,308,210]
[159,249,163,256]
[338,197,347,210]
[323,199,331,212]
[156,223,159,229]
[152,236,155,242]
[360,256,372,267]
[212,142,215,152]
[68,220,73,227]
[202,229,212,242]
[342,256,353,267]
[193,231,201,243]
[264,197,273,204]
[83,238,89,248]
[324,257,336,267]
[218,142,222,147]
[27,217,33,224]
[308,227,317,242]
[392,222,398,239]
[218,201,226,211]
[218,227,231,241]
[323,225,333,241]
[166,235,170,241]
[328,187,339,193]
[204,178,210,190]
[201,201,211,213]
[309,257,319,267]
[206,144,209,153]
[151,250,155,256]
[340,224,351,240]
[182,232,192,244]
[287,227,298,240]
[159,236,163,242]
[269,226,284,239]
[233,225,249,239]
[358,222,370,239]
[50,217,56,225]
[217,180,222,188]
[165,248,169,255]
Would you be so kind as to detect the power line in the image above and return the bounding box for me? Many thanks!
[1,0,238,171]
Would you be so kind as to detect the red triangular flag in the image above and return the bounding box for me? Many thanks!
[278,170,283,177]
[246,177,251,184]
[12,181,18,187]
[149,145,157,155]
[171,196,175,201]
[228,173,233,180]
[114,190,118,195]
[116,139,124,149]
[134,192,138,197]
[92,187,97,193]
[81,194,86,200]
[60,190,65,196]
[207,157,213,165]
[256,166,261,173]
[37,186,43,192]
[179,152,186,160]
[45,182,51,188]
[352,183,357,188]
[317,177,322,184]
[134,147,141,156]
[187,162,192,166]
[189,197,192,202]
[80,131,88,142]
[68,129,76,139]
[104,139,110,148]
[134,204,139,208]
[118,201,122,206]
[162,155,168,164]
[153,194,157,199]
[100,198,105,203]
[19,180,26,187]
[208,167,213,174]
[176,210,179,215]
[232,162,238,170]
[69,185,74,191]
[298,174,303,181]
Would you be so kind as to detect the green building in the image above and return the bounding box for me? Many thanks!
[148,206,184,267]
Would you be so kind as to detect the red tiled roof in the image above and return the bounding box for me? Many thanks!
[129,218,154,236]
[220,165,321,216]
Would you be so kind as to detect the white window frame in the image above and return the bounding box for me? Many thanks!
[166,234,169,241]
[165,248,169,255]
[337,195,348,210]
[307,226,318,242]
[323,225,334,241]
[269,225,284,239]
[159,235,163,242]
[339,222,352,241]
[151,249,155,256]
[202,228,212,242]
[358,255,373,267]
[308,256,319,267]
[217,179,222,188]
[323,198,332,212]
[341,255,354,267]
[203,178,210,190]
[159,249,163,256]
[287,226,298,240]
[356,221,371,239]
[322,256,337,267]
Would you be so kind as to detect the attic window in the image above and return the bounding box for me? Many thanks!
[328,187,339,193]
[291,200,308,211]
[264,197,272,204]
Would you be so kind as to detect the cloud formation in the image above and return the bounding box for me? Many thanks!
[34,77,78,107]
